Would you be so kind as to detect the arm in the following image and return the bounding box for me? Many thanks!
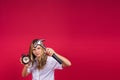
[54,53,72,67]
[46,48,72,67]
[20,58,30,77]
[22,65,29,77]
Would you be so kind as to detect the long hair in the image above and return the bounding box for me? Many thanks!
[29,39,48,70]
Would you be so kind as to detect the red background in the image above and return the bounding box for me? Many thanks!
[0,0,120,80]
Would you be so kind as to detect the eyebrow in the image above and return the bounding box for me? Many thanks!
[32,48,36,50]
[33,46,41,49]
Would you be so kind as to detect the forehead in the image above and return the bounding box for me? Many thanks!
[32,45,42,49]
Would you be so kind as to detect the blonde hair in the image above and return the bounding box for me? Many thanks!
[29,40,47,70]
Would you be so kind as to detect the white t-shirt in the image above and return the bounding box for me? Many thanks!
[27,56,63,80]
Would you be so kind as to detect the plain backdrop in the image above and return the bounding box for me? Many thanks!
[0,0,120,80]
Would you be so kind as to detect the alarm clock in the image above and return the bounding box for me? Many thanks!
[21,54,31,64]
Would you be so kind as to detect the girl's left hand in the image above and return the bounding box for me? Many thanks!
[46,48,56,56]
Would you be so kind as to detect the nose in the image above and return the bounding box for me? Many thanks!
[35,50,39,53]
[33,49,39,54]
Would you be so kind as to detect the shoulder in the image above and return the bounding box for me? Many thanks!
[47,56,54,62]
[46,56,57,64]
[46,56,63,70]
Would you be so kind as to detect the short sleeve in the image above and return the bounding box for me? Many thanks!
[50,57,63,70]
[27,62,36,73]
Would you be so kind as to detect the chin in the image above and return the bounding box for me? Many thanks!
[36,55,41,58]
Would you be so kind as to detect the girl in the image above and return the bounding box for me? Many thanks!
[21,39,71,80]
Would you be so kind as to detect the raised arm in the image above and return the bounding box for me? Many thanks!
[46,48,72,67]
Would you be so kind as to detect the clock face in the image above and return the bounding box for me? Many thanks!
[22,56,30,64]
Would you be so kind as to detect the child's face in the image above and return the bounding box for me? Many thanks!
[32,45,44,58]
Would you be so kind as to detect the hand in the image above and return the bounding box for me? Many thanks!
[46,48,56,56]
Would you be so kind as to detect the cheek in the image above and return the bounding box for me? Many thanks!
[40,50,44,54]
[32,51,35,54]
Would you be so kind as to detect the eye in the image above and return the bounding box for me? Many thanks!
[37,47,41,49]
[33,48,36,51]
